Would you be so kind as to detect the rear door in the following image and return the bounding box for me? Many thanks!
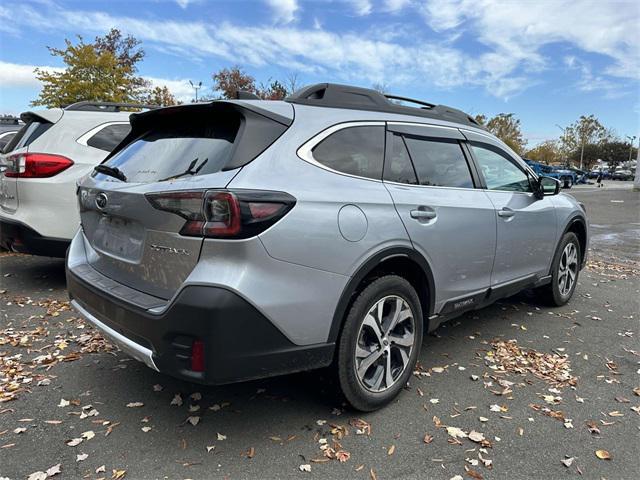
[464,132,557,285]
[383,123,496,313]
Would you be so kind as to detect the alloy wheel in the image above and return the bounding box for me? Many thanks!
[558,243,578,296]
[354,295,416,393]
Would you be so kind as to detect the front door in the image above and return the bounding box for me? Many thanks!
[467,139,557,286]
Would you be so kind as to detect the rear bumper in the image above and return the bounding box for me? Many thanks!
[66,263,335,385]
[0,218,69,257]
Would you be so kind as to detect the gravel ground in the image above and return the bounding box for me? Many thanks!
[1,185,638,480]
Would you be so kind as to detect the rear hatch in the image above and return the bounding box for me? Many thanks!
[0,110,61,212]
[78,101,292,300]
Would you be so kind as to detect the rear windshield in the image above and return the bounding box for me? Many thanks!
[3,121,52,153]
[97,119,240,183]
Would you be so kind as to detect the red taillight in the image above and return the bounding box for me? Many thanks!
[203,191,241,237]
[4,153,73,178]
[146,189,295,239]
[191,339,205,372]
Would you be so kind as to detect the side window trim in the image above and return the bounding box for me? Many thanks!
[296,121,386,182]
[467,140,534,194]
[76,121,130,148]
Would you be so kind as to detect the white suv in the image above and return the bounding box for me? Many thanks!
[0,102,153,257]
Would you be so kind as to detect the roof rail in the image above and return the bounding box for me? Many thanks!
[234,90,261,100]
[286,83,481,128]
[64,101,159,112]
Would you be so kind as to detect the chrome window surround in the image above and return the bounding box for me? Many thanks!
[76,121,130,147]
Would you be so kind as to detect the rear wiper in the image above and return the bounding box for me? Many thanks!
[94,164,127,182]
[159,157,208,182]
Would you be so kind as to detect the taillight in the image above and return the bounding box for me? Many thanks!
[146,189,296,239]
[4,153,73,178]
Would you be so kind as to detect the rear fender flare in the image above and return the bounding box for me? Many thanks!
[327,246,435,343]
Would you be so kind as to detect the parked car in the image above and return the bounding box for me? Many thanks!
[611,169,633,180]
[524,159,577,188]
[66,84,588,411]
[0,102,155,257]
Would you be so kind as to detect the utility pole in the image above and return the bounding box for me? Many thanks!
[189,80,202,102]
[634,136,640,192]
[627,135,637,164]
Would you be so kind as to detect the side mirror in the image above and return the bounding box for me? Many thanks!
[537,176,561,197]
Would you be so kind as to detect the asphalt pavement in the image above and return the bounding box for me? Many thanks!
[1,183,638,480]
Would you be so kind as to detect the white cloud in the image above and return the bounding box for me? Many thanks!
[420,0,640,81]
[266,0,299,24]
[146,76,195,103]
[2,0,637,101]
[349,0,372,16]
[175,0,191,8]
[0,61,63,88]
[383,0,412,12]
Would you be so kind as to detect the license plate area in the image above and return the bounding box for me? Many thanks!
[93,215,145,261]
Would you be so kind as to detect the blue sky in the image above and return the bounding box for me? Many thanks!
[1,0,638,146]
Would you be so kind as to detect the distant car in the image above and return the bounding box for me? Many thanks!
[0,102,156,257]
[612,169,633,180]
[524,160,576,188]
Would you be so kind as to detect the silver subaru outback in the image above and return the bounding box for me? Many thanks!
[66,84,588,411]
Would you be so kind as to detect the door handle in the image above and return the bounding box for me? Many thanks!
[410,208,437,220]
[497,207,515,218]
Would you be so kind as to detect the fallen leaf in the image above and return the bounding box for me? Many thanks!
[217,432,227,441]
[423,434,433,444]
[561,457,574,467]
[96,466,106,474]
[446,426,468,439]
[27,472,47,480]
[468,431,485,443]
[299,464,311,472]
[450,476,463,480]
[387,444,395,455]
[190,392,202,401]
[58,399,70,408]
[76,453,88,462]
[126,402,143,408]
[246,447,255,459]
[141,427,152,433]
[46,464,62,477]
[152,384,163,392]
[595,450,612,460]
[370,468,377,480]
[186,416,200,426]
[66,438,83,447]
[206,445,215,453]
[81,430,95,440]
[112,469,126,479]
[13,427,26,434]
[170,394,183,406]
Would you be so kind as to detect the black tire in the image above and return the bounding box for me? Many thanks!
[337,275,423,411]
[536,232,581,306]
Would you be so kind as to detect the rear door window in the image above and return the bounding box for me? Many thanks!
[384,133,418,185]
[403,136,474,188]
[98,118,240,183]
[86,124,131,152]
[311,126,385,180]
